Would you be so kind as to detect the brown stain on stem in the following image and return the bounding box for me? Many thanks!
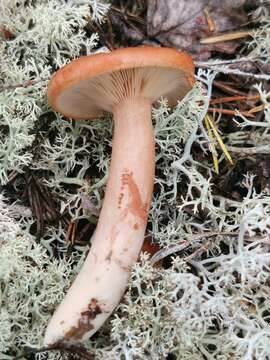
[64,298,102,341]
[133,223,139,230]
[119,170,148,223]
[118,192,124,209]
[105,249,113,261]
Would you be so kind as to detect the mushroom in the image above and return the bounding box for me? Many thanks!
[44,46,194,345]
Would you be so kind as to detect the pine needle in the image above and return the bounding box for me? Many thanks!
[200,31,250,44]
[204,114,234,172]
[204,116,219,174]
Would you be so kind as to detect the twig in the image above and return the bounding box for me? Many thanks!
[14,342,95,360]
[180,234,270,263]
[208,108,255,117]
[200,30,250,44]
[197,63,270,80]
[210,93,268,105]
[65,221,76,245]
[196,56,270,80]
[184,240,213,261]
[110,6,145,25]
[196,56,259,67]
[213,80,247,96]
[151,242,189,264]
[26,174,44,240]
[24,171,59,240]
[248,103,267,113]
[33,175,58,216]
[203,8,215,32]
[151,231,238,264]
[0,77,48,92]
[227,144,270,154]
[7,170,21,184]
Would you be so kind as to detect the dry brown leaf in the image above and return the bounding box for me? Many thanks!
[147,0,248,60]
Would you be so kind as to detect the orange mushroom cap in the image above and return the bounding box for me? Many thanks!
[48,47,195,119]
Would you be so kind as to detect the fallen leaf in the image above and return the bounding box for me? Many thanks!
[147,0,248,60]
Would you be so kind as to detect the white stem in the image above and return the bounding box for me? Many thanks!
[44,98,155,344]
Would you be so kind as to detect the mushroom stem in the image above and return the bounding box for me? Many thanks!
[44,98,155,345]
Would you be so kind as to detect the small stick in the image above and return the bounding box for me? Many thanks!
[227,144,270,154]
[184,240,212,261]
[210,92,270,105]
[71,220,77,244]
[248,103,267,114]
[208,108,255,117]
[200,31,250,44]
[14,343,94,360]
[65,221,76,245]
[151,231,239,264]
[198,65,270,81]
[203,8,215,32]
[0,78,47,92]
[34,184,58,222]
[65,222,74,245]
[213,80,247,96]
[210,94,255,105]
[7,170,20,183]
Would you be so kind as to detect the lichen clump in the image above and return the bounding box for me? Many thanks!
[0,195,77,357]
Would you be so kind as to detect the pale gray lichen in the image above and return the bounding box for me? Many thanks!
[0,0,104,185]
[248,20,270,64]
[0,194,83,359]
[226,83,270,157]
